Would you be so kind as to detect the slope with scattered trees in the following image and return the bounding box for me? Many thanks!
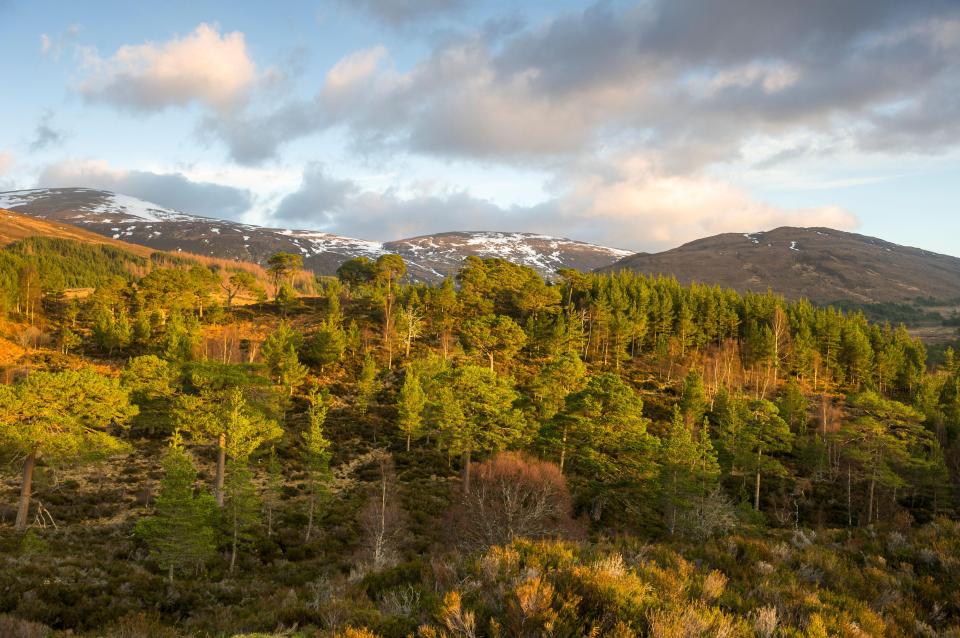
[0,247,958,637]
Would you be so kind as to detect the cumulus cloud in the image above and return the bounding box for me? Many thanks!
[77,23,256,112]
[38,159,254,219]
[208,0,960,168]
[270,160,858,251]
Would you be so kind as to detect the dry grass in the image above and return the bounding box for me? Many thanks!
[0,208,154,257]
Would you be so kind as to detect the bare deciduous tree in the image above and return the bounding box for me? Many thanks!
[456,452,575,549]
[357,453,406,571]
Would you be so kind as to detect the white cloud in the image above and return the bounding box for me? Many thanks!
[271,158,858,251]
[77,23,256,112]
[552,157,858,249]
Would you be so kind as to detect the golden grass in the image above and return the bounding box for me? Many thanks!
[0,208,155,257]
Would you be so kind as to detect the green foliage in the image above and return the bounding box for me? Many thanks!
[224,460,261,572]
[434,364,529,471]
[557,373,659,523]
[262,322,308,397]
[356,354,381,419]
[135,440,218,580]
[0,368,136,465]
[459,314,527,371]
[266,252,304,298]
[7,238,960,635]
[660,407,721,535]
[397,368,427,451]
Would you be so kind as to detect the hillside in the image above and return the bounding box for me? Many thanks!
[0,257,958,637]
[0,207,153,257]
[0,188,630,282]
[603,226,960,304]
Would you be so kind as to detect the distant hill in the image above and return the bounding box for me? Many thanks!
[0,207,153,257]
[0,188,631,281]
[602,227,960,304]
[0,207,285,305]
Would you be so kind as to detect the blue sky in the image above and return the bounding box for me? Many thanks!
[1,0,958,255]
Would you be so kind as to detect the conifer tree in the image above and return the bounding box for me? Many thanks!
[460,314,527,372]
[660,407,721,535]
[0,369,136,530]
[560,373,659,521]
[266,252,303,299]
[739,399,793,511]
[530,351,587,424]
[262,446,283,537]
[680,369,709,426]
[135,434,218,581]
[175,385,282,506]
[397,368,427,451]
[262,323,308,397]
[356,354,380,421]
[836,392,943,524]
[223,460,260,572]
[302,386,332,542]
[435,365,527,493]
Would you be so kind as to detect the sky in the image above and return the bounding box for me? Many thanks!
[0,0,958,255]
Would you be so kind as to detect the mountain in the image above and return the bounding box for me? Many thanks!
[0,188,631,281]
[603,226,960,304]
[0,206,153,257]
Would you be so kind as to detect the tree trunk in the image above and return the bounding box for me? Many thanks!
[754,470,762,511]
[168,564,174,583]
[488,352,494,373]
[867,476,876,524]
[230,505,238,572]
[215,434,226,507]
[15,451,37,531]
[559,424,568,473]
[406,432,411,452]
[754,449,762,511]
[462,447,472,495]
[847,464,852,527]
[305,491,315,542]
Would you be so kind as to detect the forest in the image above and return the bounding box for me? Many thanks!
[0,237,958,637]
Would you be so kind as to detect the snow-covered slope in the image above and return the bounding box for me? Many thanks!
[385,231,632,281]
[0,188,631,281]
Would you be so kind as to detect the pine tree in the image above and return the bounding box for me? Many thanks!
[262,323,307,397]
[660,407,721,535]
[680,369,709,426]
[262,447,283,537]
[224,460,260,573]
[135,435,218,581]
[302,386,332,542]
[743,399,793,511]
[434,365,528,494]
[175,385,282,506]
[460,314,527,372]
[356,354,381,423]
[557,372,658,521]
[397,368,427,451]
[0,369,136,530]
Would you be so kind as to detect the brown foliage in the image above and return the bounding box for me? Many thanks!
[453,452,577,549]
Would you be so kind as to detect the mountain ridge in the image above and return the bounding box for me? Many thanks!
[0,188,631,282]
[602,226,960,304]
